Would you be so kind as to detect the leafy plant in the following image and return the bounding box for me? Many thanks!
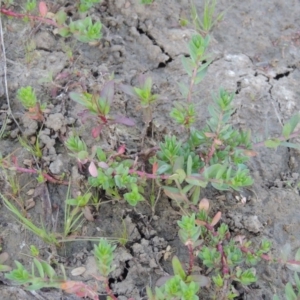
[16,86,44,121]
[1,3,103,44]
[120,75,158,133]
[69,17,102,43]
[191,0,225,35]
[18,135,43,159]
[88,149,144,206]
[78,0,102,13]
[274,272,300,300]
[5,258,99,299]
[70,80,135,138]
[140,0,154,4]
[25,0,36,13]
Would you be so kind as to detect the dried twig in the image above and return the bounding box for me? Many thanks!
[0,5,21,131]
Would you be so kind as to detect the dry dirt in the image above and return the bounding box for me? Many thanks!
[1,0,300,299]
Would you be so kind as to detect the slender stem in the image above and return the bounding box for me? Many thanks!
[0,8,58,27]
[186,59,202,103]
[187,243,195,276]
[105,279,118,300]
[0,8,21,131]
[253,129,300,148]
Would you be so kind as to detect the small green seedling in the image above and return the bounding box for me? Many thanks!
[18,136,43,159]
[17,86,44,121]
[140,0,154,4]
[65,134,89,166]
[120,75,158,141]
[191,0,225,35]
[88,151,144,206]
[25,0,36,13]
[78,0,102,12]
[5,258,99,299]
[69,17,102,43]
[70,80,135,138]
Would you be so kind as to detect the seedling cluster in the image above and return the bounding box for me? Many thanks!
[1,1,300,300]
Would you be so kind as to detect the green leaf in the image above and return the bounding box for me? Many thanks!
[283,123,292,139]
[186,175,208,187]
[182,56,194,76]
[264,139,281,148]
[285,282,297,300]
[157,164,171,174]
[175,169,186,184]
[173,156,184,173]
[34,258,44,278]
[163,186,186,202]
[40,261,56,280]
[182,184,194,195]
[56,27,70,37]
[191,186,201,204]
[280,142,300,149]
[172,256,186,280]
[178,82,189,98]
[282,113,300,139]
[187,155,193,176]
[295,248,300,262]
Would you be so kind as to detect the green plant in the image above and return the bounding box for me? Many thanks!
[16,86,44,121]
[147,198,279,299]
[25,0,36,13]
[140,0,154,4]
[30,245,39,257]
[2,193,60,246]
[18,136,43,159]
[70,80,135,138]
[69,17,102,43]
[274,272,300,300]
[88,148,144,206]
[191,0,225,35]
[65,134,89,165]
[5,258,99,299]
[120,75,158,138]
[78,0,102,12]
[1,3,103,44]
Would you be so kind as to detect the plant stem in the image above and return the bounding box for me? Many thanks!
[0,8,58,27]
[187,243,195,276]
[253,129,300,148]
[105,279,118,300]
[186,59,202,103]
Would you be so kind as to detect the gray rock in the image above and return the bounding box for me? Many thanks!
[243,215,263,233]
[49,156,64,174]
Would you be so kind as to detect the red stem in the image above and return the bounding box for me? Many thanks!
[0,8,58,27]
[187,243,195,276]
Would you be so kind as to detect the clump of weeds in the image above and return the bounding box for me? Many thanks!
[0,1,102,44]
[70,80,135,138]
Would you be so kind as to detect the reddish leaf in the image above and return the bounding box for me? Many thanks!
[98,161,109,169]
[100,80,114,104]
[118,83,136,97]
[152,162,158,174]
[199,198,210,212]
[117,144,126,154]
[83,206,94,222]
[211,211,222,226]
[39,1,48,17]
[91,125,102,138]
[61,281,98,300]
[88,161,98,177]
[113,116,135,126]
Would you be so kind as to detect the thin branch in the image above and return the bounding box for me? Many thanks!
[0,6,21,131]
